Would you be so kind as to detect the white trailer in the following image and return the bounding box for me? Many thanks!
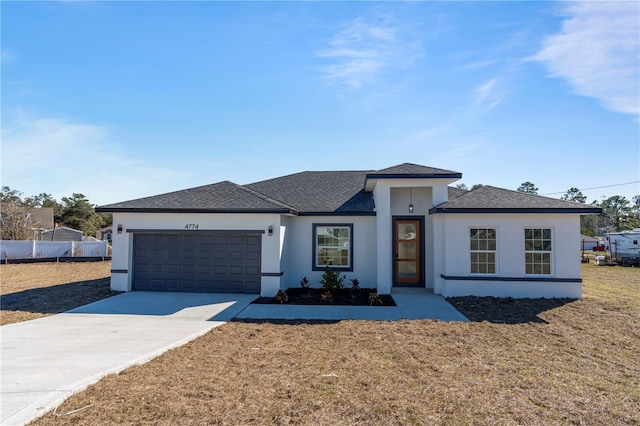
[605,229,640,260]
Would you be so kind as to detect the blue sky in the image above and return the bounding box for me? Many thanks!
[2,1,638,206]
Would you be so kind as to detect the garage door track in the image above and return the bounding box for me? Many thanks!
[1,292,256,426]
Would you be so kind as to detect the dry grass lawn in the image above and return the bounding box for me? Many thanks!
[1,261,118,325]
[29,264,639,425]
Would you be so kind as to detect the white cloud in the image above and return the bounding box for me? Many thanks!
[316,16,419,88]
[472,79,504,111]
[534,1,640,117]
[0,112,184,205]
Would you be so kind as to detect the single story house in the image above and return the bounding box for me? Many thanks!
[96,226,113,241]
[580,234,602,251]
[96,163,601,299]
[0,205,53,240]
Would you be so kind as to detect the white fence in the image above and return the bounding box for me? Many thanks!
[0,240,110,260]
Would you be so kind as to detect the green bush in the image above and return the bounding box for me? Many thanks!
[319,264,345,292]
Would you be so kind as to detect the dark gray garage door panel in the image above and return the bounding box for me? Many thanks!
[133,233,261,293]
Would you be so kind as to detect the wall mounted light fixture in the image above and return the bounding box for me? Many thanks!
[408,188,414,213]
[268,225,273,236]
[117,224,123,234]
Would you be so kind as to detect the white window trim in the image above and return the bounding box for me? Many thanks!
[524,227,554,276]
[469,227,498,275]
[312,223,354,271]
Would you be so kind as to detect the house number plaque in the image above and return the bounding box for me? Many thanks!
[184,224,199,229]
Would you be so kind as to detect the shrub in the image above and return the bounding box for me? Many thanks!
[320,264,345,292]
[300,276,310,289]
[350,278,360,291]
[321,291,333,304]
[368,292,382,306]
[275,289,289,304]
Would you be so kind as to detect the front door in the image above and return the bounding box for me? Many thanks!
[394,218,421,285]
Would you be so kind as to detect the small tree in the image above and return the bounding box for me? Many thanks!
[0,187,46,240]
[562,187,587,204]
[600,195,633,231]
[60,193,110,236]
[632,195,640,220]
[319,264,345,292]
[0,203,37,240]
[456,183,483,191]
[517,182,538,195]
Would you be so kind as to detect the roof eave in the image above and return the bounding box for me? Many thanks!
[297,211,376,217]
[429,207,603,214]
[365,173,463,180]
[365,173,463,191]
[95,207,297,214]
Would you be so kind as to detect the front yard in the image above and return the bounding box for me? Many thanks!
[21,263,639,425]
[0,261,118,325]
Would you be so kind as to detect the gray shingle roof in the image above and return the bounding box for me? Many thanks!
[246,171,375,214]
[367,163,462,179]
[96,163,599,216]
[96,181,295,213]
[447,186,468,200]
[28,208,54,229]
[430,185,602,214]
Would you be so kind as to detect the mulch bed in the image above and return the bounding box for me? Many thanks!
[447,296,574,324]
[253,287,396,306]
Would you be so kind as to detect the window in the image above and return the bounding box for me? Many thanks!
[313,224,353,271]
[470,228,496,274]
[525,228,552,275]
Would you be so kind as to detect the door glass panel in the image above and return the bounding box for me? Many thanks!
[395,219,421,285]
[398,242,416,259]
[397,261,417,278]
[397,224,416,240]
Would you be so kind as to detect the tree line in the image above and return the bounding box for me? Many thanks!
[0,186,112,240]
[456,181,640,236]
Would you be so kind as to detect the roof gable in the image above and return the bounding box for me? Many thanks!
[366,163,462,179]
[430,185,602,214]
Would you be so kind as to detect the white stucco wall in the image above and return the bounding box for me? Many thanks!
[110,212,378,296]
[281,215,377,290]
[373,184,392,293]
[109,212,283,296]
[436,213,583,298]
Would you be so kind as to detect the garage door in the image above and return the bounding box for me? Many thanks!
[133,232,261,293]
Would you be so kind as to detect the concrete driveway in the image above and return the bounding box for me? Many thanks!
[0,292,256,426]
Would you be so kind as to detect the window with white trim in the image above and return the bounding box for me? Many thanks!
[313,224,353,271]
[525,228,552,275]
[470,228,496,274]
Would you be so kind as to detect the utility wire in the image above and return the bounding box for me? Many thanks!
[542,181,640,196]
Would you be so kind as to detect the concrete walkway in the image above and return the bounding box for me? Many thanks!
[235,288,469,322]
[1,289,466,426]
[0,292,255,426]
